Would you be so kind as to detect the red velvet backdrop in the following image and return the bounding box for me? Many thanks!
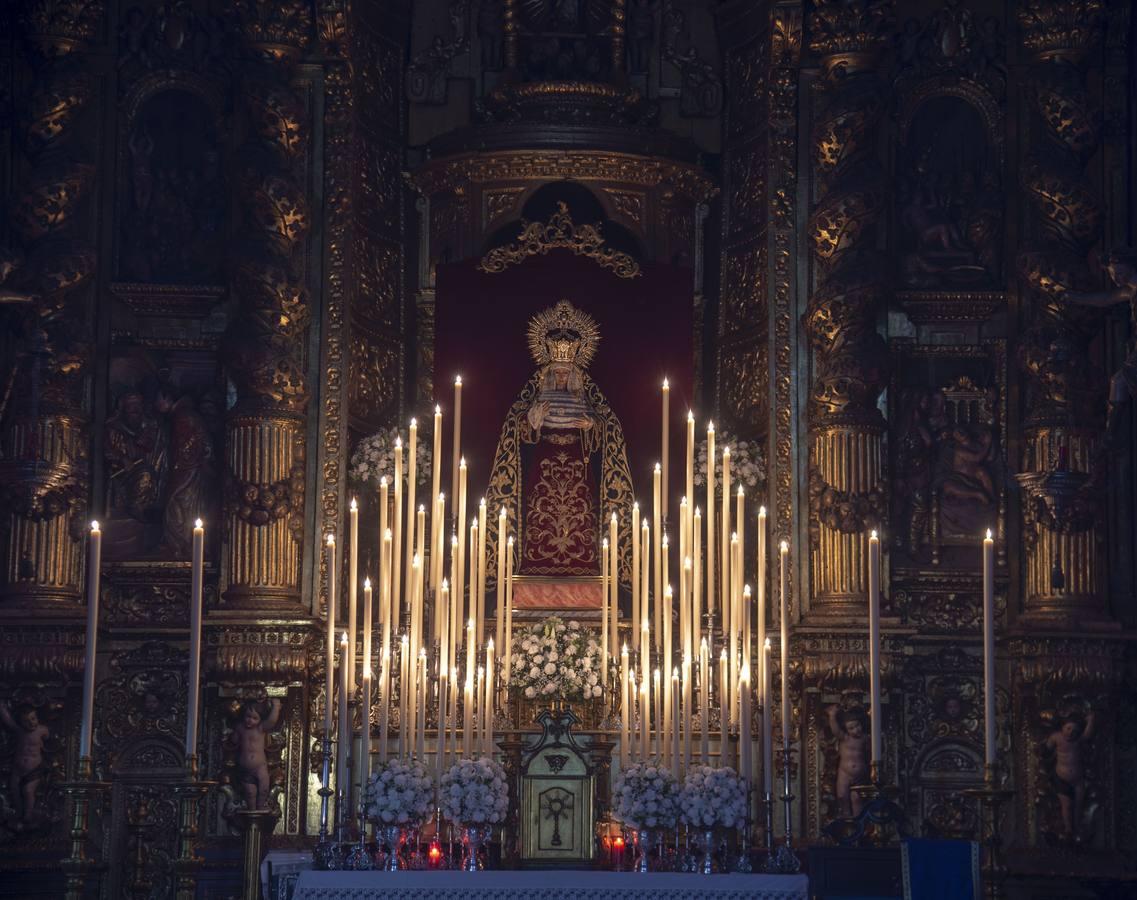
[434,253,695,509]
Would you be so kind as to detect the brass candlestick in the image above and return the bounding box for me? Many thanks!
[765,745,800,874]
[234,807,280,900]
[60,755,110,900]
[963,765,1014,900]
[172,756,217,900]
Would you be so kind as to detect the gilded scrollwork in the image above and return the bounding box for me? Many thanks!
[478,202,641,279]
[348,332,398,424]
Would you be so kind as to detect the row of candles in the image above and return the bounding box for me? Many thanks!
[73,376,1001,811]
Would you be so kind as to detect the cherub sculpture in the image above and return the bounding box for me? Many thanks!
[826,704,871,817]
[0,701,51,829]
[227,699,283,810]
[1041,708,1096,841]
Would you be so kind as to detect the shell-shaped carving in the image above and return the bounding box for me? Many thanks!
[247,173,311,252]
[1034,76,1099,160]
[245,80,308,158]
[813,90,883,174]
[25,69,94,156]
[1021,162,1102,251]
[807,184,884,264]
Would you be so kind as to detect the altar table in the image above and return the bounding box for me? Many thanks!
[292,870,809,900]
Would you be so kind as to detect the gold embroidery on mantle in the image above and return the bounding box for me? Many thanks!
[524,451,598,572]
[477,202,642,279]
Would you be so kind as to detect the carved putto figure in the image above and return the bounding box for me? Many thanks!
[0,701,51,830]
[1041,708,1096,842]
[826,704,871,818]
[228,699,283,810]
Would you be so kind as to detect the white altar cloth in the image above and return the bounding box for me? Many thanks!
[292,869,809,900]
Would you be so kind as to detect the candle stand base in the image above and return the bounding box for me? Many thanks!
[963,772,1014,900]
[234,807,281,900]
[171,770,216,900]
[824,774,908,848]
[765,748,800,874]
[60,758,110,900]
[766,841,801,875]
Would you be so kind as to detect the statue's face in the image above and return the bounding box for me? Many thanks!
[121,395,145,429]
[20,710,38,731]
[243,708,262,729]
[1062,720,1082,740]
[846,718,864,738]
[1106,261,1134,286]
[944,697,962,720]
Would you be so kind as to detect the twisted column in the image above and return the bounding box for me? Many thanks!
[224,2,313,609]
[803,1,893,613]
[1016,0,1108,625]
[0,3,104,608]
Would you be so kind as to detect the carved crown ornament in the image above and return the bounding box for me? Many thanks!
[1017,0,1105,62]
[807,0,896,75]
[477,202,641,279]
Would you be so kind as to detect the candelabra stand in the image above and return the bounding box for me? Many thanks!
[346,799,376,870]
[733,782,754,873]
[60,755,110,900]
[963,765,1014,900]
[762,790,775,858]
[172,755,217,900]
[313,734,340,869]
[234,807,280,900]
[845,762,908,847]
[764,746,800,874]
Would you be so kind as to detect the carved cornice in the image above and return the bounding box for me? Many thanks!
[410,150,717,205]
[109,283,226,319]
[807,0,895,76]
[895,291,1005,325]
[0,624,85,681]
[206,622,315,685]
[1007,636,1125,690]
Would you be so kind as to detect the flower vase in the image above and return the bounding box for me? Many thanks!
[633,828,654,873]
[694,829,716,874]
[379,825,406,871]
[461,824,492,871]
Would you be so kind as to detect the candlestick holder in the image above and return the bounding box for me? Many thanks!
[234,807,281,900]
[346,799,377,870]
[60,756,110,900]
[832,761,908,847]
[732,783,753,873]
[764,746,800,874]
[171,757,217,900]
[963,766,1014,900]
[313,735,342,869]
[762,790,775,858]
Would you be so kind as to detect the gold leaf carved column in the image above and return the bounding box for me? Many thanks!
[803,1,893,613]
[223,4,313,610]
[1015,0,1109,626]
[0,3,104,607]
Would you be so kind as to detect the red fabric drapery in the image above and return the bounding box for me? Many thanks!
[434,252,695,509]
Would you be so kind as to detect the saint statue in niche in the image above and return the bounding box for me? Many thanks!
[486,300,632,600]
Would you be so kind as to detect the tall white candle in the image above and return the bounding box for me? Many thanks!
[756,508,767,711]
[868,530,882,765]
[398,634,409,759]
[609,512,619,659]
[432,404,443,544]
[348,498,359,691]
[620,644,630,768]
[720,648,730,754]
[983,529,996,768]
[671,668,681,780]
[640,677,650,761]
[693,509,702,653]
[465,618,475,756]
[740,664,752,792]
[640,520,650,654]
[653,463,662,651]
[661,379,670,520]
[457,459,468,636]
[496,506,507,653]
[721,446,731,643]
[699,637,710,761]
[685,411,695,546]
[477,499,487,650]
[682,655,692,772]
[324,534,337,739]
[706,422,716,619]
[392,438,404,629]
[451,376,462,503]
[763,639,773,795]
[362,576,373,697]
[505,537,515,678]
[653,668,663,762]
[405,419,418,621]
[663,584,673,735]
[437,667,448,771]
[337,632,350,806]
[417,649,427,760]
[379,530,392,762]
[79,521,102,762]
[486,639,495,757]
[359,664,371,797]
[185,519,204,765]
[601,539,609,687]
[779,541,790,753]
[631,502,640,658]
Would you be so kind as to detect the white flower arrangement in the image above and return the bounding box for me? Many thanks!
[611,761,680,830]
[349,425,433,489]
[679,765,748,830]
[508,617,604,702]
[693,427,766,493]
[440,757,510,826]
[362,756,435,827]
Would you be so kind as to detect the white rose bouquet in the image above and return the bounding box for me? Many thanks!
[362,757,435,827]
[349,425,432,489]
[694,427,766,494]
[611,761,680,830]
[440,757,510,826]
[508,617,604,702]
[679,765,748,830]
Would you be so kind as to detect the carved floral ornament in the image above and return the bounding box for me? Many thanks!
[477,202,641,279]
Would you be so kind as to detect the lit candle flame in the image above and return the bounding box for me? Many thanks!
[985,528,993,540]
[90,520,100,533]
[194,518,203,529]
[326,534,335,545]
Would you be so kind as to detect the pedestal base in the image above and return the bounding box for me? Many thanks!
[234,808,281,900]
